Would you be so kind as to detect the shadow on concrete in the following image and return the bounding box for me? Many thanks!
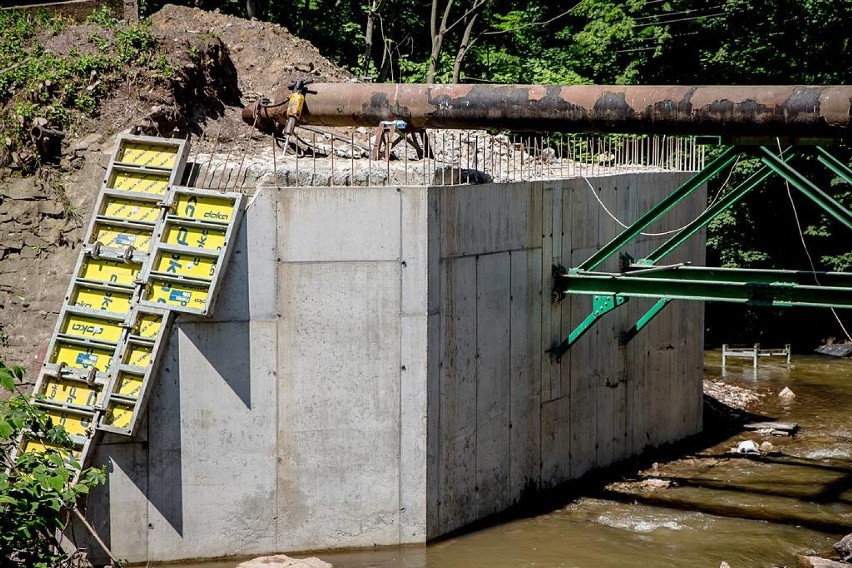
[182,320,252,408]
[179,216,253,408]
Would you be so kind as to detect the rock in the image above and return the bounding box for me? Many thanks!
[758,441,775,454]
[799,556,849,568]
[834,533,852,561]
[237,554,333,568]
[720,562,731,568]
[639,477,672,490]
[23,234,48,248]
[0,179,46,200]
[778,387,796,400]
[19,246,39,259]
[71,133,103,153]
[38,199,66,217]
[736,440,759,454]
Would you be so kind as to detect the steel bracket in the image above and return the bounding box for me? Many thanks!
[548,294,628,361]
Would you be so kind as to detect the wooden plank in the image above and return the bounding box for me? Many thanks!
[594,177,619,467]
[630,173,662,453]
[549,185,564,400]
[568,177,600,477]
[510,248,542,497]
[438,256,478,531]
[540,186,554,403]
[475,252,512,518]
[540,396,571,486]
[611,176,635,463]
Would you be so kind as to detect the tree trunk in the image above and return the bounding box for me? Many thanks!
[245,0,266,19]
[361,0,385,80]
[427,0,455,83]
[452,11,479,82]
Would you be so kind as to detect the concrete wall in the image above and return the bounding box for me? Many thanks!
[86,172,705,563]
[426,174,705,537]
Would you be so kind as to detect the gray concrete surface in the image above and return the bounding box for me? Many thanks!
[86,172,705,563]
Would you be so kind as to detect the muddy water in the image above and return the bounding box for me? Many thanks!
[163,352,851,568]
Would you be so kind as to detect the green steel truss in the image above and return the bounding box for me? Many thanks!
[548,145,852,361]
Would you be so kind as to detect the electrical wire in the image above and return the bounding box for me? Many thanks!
[583,152,740,237]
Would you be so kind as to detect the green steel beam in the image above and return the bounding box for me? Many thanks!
[815,146,852,187]
[620,298,671,344]
[555,144,852,355]
[578,146,740,271]
[759,146,852,231]
[623,265,852,287]
[643,149,797,265]
[548,295,628,361]
[558,272,852,309]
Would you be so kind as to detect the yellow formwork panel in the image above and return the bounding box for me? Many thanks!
[173,193,236,223]
[70,286,133,315]
[153,252,217,280]
[50,342,114,373]
[145,280,210,311]
[109,170,170,196]
[103,402,135,430]
[123,343,153,369]
[162,223,226,252]
[117,141,179,168]
[38,377,102,409]
[20,438,82,463]
[102,196,161,223]
[60,314,123,343]
[114,372,144,398]
[43,408,94,437]
[135,313,164,339]
[78,257,140,286]
[91,224,152,252]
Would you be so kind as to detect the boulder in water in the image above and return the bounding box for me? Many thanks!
[735,440,759,454]
[799,556,849,568]
[834,533,852,562]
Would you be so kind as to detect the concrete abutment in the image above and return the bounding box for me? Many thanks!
[85,173,705,563]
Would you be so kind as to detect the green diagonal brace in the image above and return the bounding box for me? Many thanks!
[549,295,628,361]
[620,298,671,344]
[579,146,740,271]
[759,146,852,231]
[622,265,852,286]
[643,148,797,265]
[815,146,852,187]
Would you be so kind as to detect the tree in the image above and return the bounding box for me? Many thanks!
[0,362,106,567]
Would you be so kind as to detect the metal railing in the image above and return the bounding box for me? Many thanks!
[189,131,706,190]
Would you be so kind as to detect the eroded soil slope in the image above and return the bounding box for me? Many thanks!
[0,5,350,373]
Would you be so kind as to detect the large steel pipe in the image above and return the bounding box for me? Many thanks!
[242,84,852,138]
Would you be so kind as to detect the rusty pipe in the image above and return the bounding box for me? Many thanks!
[242,84,851,138]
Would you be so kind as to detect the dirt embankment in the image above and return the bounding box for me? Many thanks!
[0,5,350,373]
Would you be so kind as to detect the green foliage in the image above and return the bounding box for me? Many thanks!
[0,362,105,566]
[85,5,119,27]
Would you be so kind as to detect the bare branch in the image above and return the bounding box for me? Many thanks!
[444,0,488,35]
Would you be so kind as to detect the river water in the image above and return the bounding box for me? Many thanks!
[162,352,852,568]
